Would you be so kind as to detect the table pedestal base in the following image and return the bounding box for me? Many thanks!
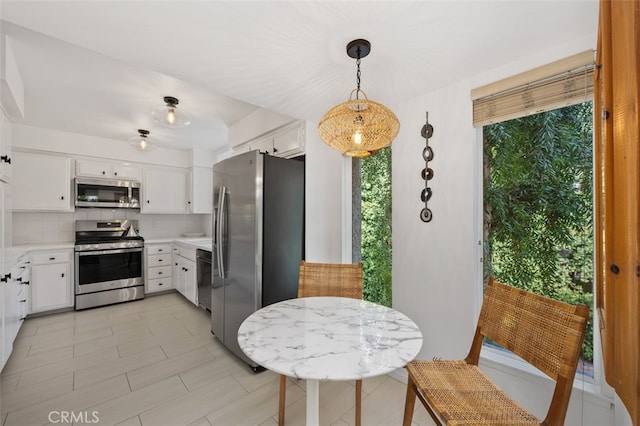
[306,379,320,426]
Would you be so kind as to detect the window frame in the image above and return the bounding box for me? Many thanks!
[474,119,612,399]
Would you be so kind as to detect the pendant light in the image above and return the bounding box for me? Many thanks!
[130,129,156,151]
[152,96,191,128]
[318,39,400,157]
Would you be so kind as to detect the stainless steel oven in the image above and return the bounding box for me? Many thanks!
[74,220,144,310]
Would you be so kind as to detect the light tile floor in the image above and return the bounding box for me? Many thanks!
[1,293,435,426]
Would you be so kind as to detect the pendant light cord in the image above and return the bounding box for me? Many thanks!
[356,49,362,100]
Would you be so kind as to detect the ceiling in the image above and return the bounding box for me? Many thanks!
[0,1,599,152]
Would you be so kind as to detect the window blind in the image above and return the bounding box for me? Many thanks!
[471,51,595,127]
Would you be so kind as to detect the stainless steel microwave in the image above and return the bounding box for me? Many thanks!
[75,177,141,209]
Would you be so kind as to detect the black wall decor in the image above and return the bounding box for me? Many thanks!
[420,112,434,223]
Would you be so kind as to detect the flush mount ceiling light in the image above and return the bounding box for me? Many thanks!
[318,39,400,158]
[130,129,156,151]
[151,96,191,128]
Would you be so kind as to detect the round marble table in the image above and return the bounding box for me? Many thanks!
[237,296,423,426]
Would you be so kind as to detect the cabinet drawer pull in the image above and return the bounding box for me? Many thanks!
[158,259,163,262]
[49,257,56,260]
[158,283,164,286]
[158,272,163,275]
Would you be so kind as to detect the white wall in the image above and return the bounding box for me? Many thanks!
[303,121,346,262]
[228,108,296,148]
[391,35,616,424]
[12,125,192,168]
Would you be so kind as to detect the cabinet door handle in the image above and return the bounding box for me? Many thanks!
[114,172,118,176]
[158,271,163,275]
[147,200,150,204]
[61,273,65,278]
[1,273,11,282]
[102,170,106,175]
[1,155,10,163]
[61,196,64,200]
[19,299,26,303]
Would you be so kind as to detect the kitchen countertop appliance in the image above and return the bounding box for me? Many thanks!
[212,150,304,368]
[74,220,144,310]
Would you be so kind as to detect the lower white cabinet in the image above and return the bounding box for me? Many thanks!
[30,249,73,313]
[1,252,28,370]
[172,245,197,305]
[146,243,173,293]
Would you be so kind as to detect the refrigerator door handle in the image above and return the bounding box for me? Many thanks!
[216,186,227,278]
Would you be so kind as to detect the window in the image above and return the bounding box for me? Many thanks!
[473,52,596,378]
[482,103,594,376]
[352,147,393,307]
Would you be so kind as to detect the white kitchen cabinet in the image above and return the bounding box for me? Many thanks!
[146,243,173,293]
[142,167,189,214]
[0,110,12,183]
[30,249,73,313]
[190,166,213,214]
[172,245,197,305]
[233,121,305,159]
[12,151,72,211]
[273,123,305,158]
[76,159,142,180]
[2,252,28,370]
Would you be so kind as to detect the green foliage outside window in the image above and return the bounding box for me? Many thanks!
[361,147,393,307]
[483,102,594,362]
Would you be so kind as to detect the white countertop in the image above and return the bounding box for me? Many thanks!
[12,238,212,253]
[12,242,75,252]
[146,237,212,252]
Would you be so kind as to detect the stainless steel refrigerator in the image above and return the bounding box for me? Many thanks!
[211,150,304,368]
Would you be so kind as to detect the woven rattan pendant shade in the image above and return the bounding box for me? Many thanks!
[318,39,400,157]
[318,93,399,157]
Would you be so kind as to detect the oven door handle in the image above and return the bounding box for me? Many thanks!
[77,247,143,256]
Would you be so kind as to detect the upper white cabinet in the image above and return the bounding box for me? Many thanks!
[0,110,12,183]
[76,159,142,180]
[273,124,306,157]
[142,167,189,214]
[234,121,305,159]
[190,166,212,214]
[12,151,72,212]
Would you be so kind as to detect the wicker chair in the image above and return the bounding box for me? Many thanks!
[278,261,363,426]
[402,278,589,426]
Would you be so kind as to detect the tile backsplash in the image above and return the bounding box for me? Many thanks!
[13,210,211,245]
